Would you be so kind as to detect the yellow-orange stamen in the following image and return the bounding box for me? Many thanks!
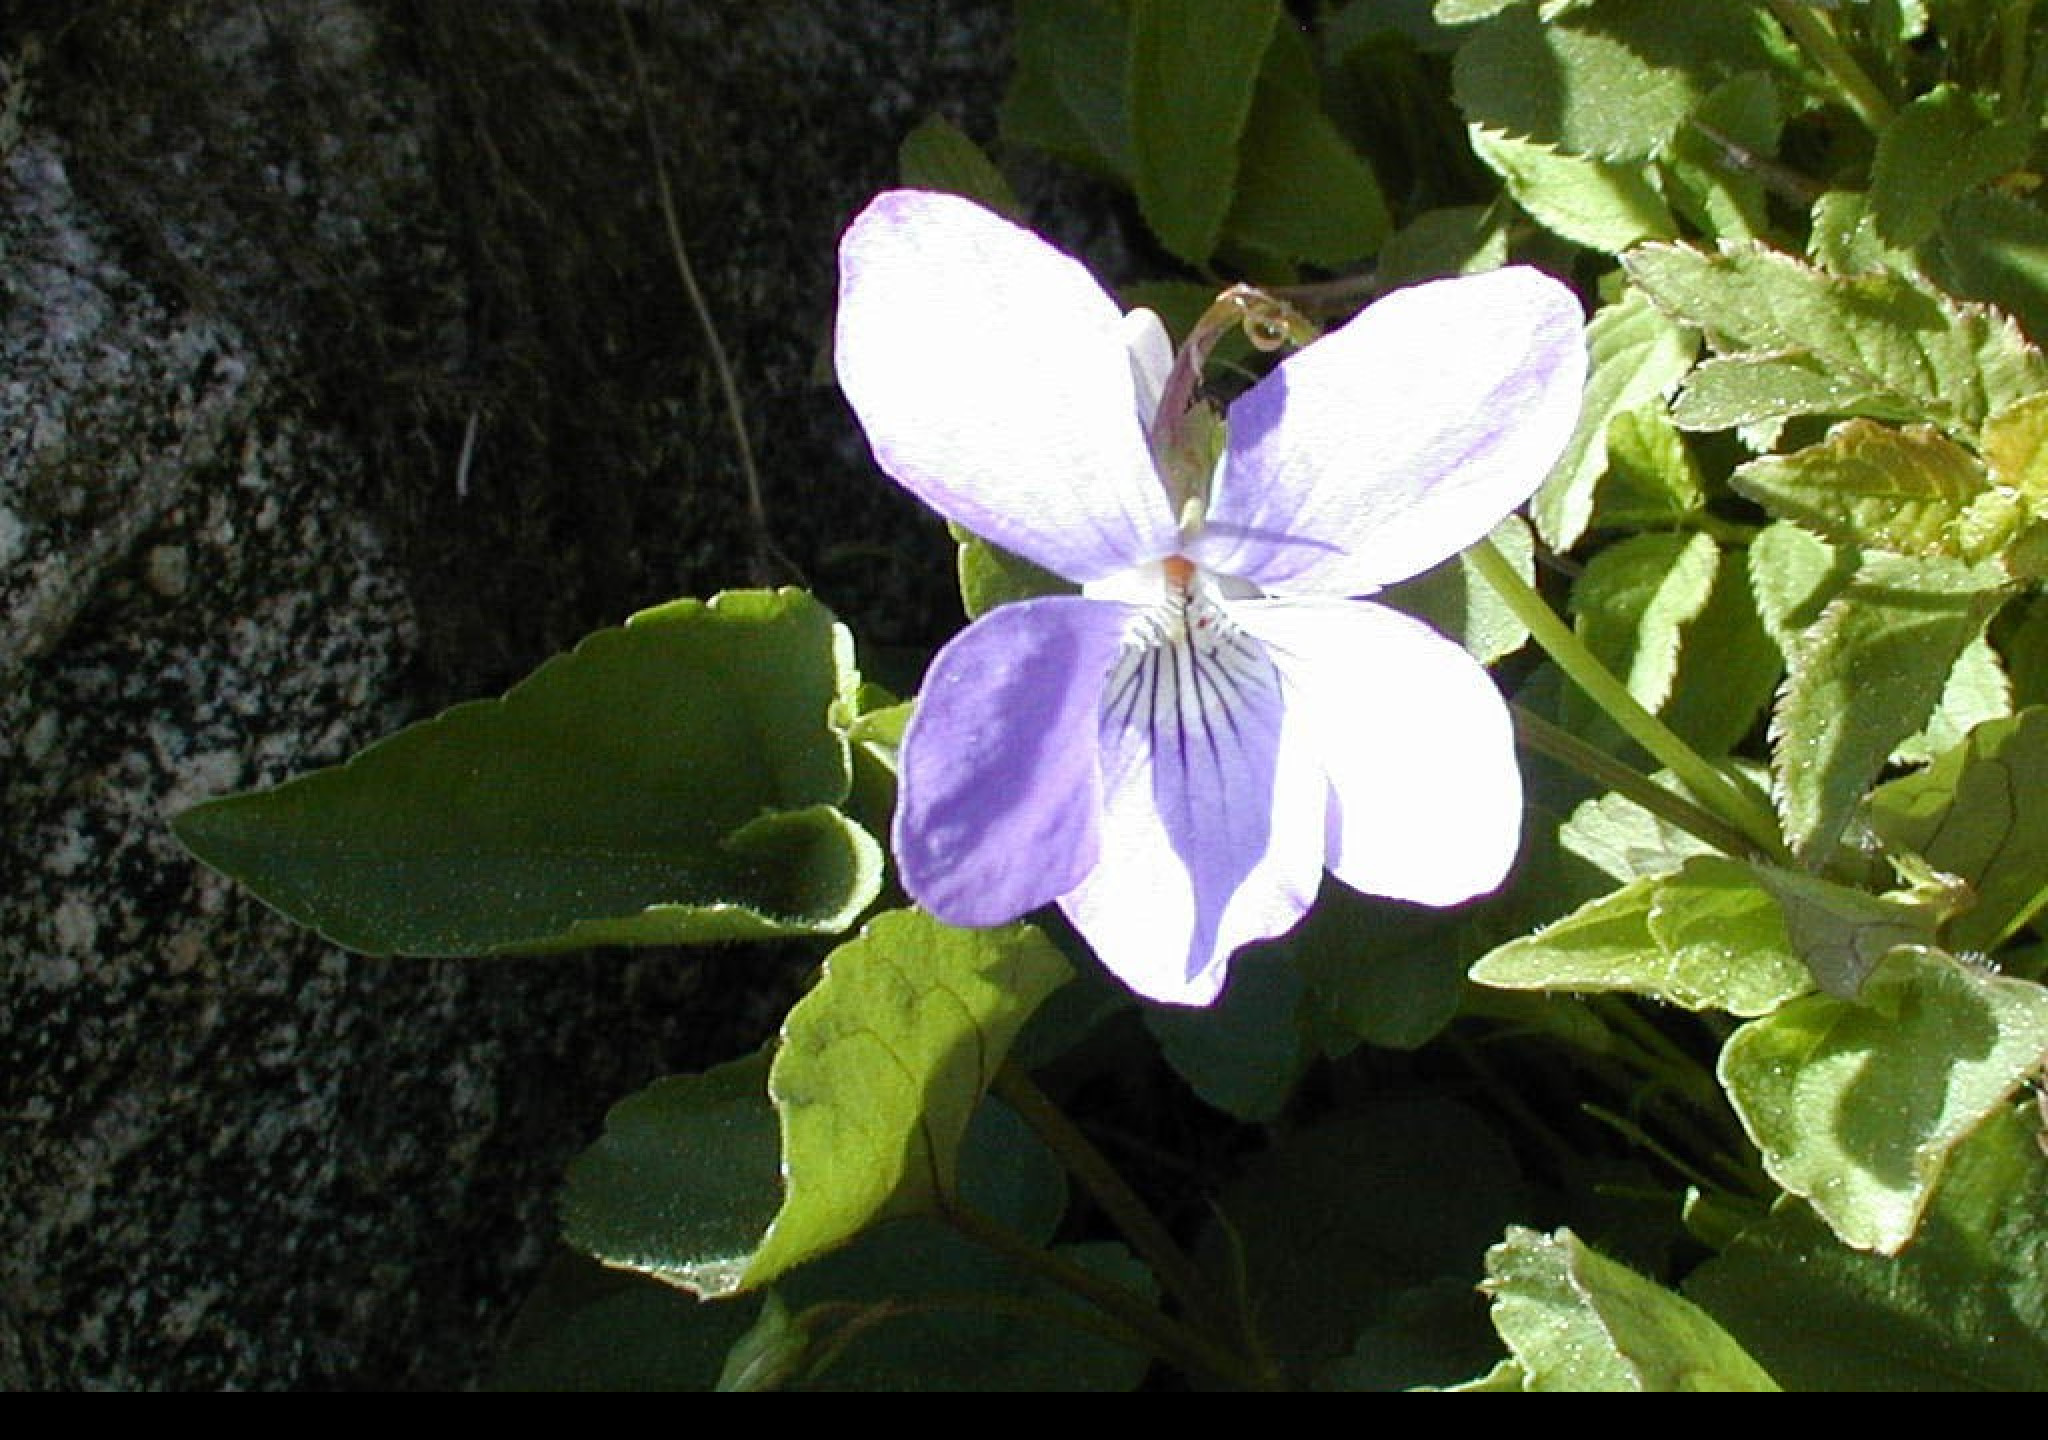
[1163,555,1197,592]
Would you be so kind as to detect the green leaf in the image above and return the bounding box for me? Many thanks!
[951,521,1076,620]
[1685,1103,2048,1391]
[1559,779,1718,884]
[1468,124,1677,254]
[1593,405,1705,530]
[1374,204,1510,288]
[1982,389,2048,516]
[1452,0,1778,162]
[1126,0,1280,263]
[1731,419,2004,562]
[752,910,1073,1286]
[491,1253,759,1392]
[1533,287,1698,549]
[1869,707,2048,952]
[1203,1100,1531,1367]
[1870,83,2033,249]
[172,589,882,954]
[1383,513,1536,667]
[561,1051,785,1299]
[1660,547,1782,757]
[1661,71,1781,243]
[1770,551,2010,863]
[1747,520,1852,662]
[1745,865,1942,999]
[1222,46,1390,266]
[1293,886,1475,1052]
[1717,947,2048,1253]
[1893,633,2013,766]
[1931,189,2048,347]
[1001,0,1134,180]
[1469,858,1810,1017]
[897,115,1022,219]
[1481,1227,1778,1391]
[1627,241,2048,437]
[1569,530,1721,723]
[1146,954,1308,1122]
[1316,1278,1507,1392]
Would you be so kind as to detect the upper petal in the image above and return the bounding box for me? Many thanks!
[1059,595,1325,1006]
[835,191,1181,583]
[1194,267,1586,596]
[1233,598,1522,906]
[895,594,1130,927]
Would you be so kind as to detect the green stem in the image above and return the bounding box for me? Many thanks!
[1469,538,1792,865]
[992,1064,1248,1353]
[1764,0,1894,132]
[1511,705,1761,861]
[941,1199,1280,1389]
[2001,0,2037,120]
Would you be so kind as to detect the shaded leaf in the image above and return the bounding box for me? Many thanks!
[1746,865,1941,999]
[1383,513,1536,667]
[1747,520,1851,661]
[1869,707,2048,951]
[898,115,1022,218]
[1717,947,2048,1253]
[173,589,881,954]
[1660,547,1782,757]
[1146,954,1308,1123]
[1931,188,2048,347]
[1127,0,1280,263]
[1685,1103,2048,1391]
[1482,1227,1778,1391]
[1569,530,1720,722]
[1870,83,2033,249]
[1593,405,1705,530]
[1001,0,1134,180]
[1223,53,1390,266]
[1661,71,1781,243]
[1375,204,1509,288]
[1770,551,2009,863]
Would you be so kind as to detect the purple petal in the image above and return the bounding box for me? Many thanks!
[1235,598,1522,906]
[895,595,1130,926]
[1193,267,1585,596]
[1059,603,1324,1006]
[836,191,1181,583]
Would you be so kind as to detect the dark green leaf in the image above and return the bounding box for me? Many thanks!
[1870,83,2033,249]
[172,589,882,954]
[1146,954,1307,1122]
[1483,1227,1778,1390]
[1222,46,1390,266]
[1293,885,1473,1052]
[1932,189,2048,347]
[1661,72,1782,243]
[1717,947,2048,1252]
[1001,0,1134,180]
[898,114,1023,218]
[1374,204,1509,287]
[1685,1103,2048,1391]
[1127,0,1280,262]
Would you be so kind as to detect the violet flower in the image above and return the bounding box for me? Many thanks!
[835,189,1585,1006]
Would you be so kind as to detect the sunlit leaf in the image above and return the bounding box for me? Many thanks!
[1468,124,1676,254]
[1482,1227,1778,1391]
[1533,287,1697,549]
[952,522,1076,620]
[1732,420,2001,561]
[1745,865,1941,999]
[1770,551,2009,863]
[1384,513,1536,667]
[1717,947,2048,1253]
[173,589,882,954]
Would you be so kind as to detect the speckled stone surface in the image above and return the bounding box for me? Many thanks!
[0,0,1015,1389]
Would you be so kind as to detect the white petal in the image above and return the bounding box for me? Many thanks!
[1193,267,1586,596]
[836,191,1180,583]
[1235,598,1523,906]
[1122,307,1173,434]
[1059,594,1324,1005]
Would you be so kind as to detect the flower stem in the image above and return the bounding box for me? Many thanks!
[993,1063,1248,1352]
[1469,537,1792,864]
[940,1198,1280,1389]
[1510,705,1760,861]
[1764,0,1894,132]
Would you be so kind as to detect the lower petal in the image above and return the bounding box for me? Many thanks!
[1060,610,1324,1006]
[895,596,1129,926]
[1235,598,1522,906]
